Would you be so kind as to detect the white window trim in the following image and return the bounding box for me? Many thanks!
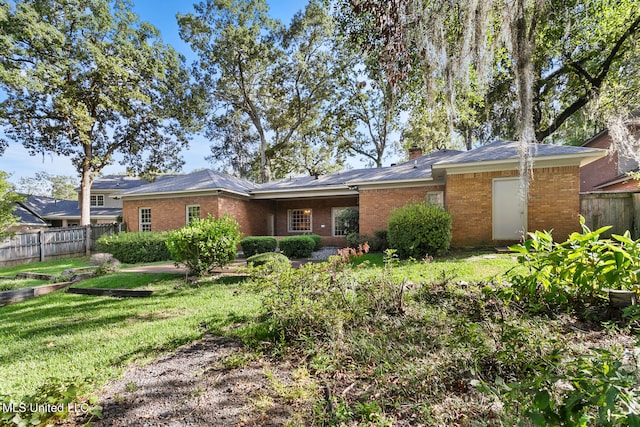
[186,205,200,224]
[287,208,312,233]
[139,207,151,232]
[90,194,105,207]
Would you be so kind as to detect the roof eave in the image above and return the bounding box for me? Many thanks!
[121,188,251,199]
[433,151,607,174]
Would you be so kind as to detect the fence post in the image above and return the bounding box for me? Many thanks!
[85,225,91,256]
[39,230,45,262]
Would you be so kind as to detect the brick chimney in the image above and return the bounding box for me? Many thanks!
[408,146,423,160]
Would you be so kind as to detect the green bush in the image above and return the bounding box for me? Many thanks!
[346,232,369,249]
[240,236,277,257]
[246,252,291,268]
[370,230,388,252]
[165,214,242,276]
[96,231,172,263]
[387,202,452,258]
[307,234,323,251]
[278,236,316,258]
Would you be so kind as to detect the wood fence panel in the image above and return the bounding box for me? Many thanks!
[0,223,121,266]
[580,192,636,238]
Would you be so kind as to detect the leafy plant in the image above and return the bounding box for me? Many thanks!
[165,214,242,276]
[387,202,452,258]
[499,218,640,311]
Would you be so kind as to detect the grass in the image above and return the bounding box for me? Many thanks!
[0,278,48,292]
[0,269,261,400]
[0,257,91,277]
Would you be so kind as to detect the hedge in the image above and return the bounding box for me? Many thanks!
[278,236,316,258]
[240,236,277,257]
[96,231,172,264]
[246,252,291,268]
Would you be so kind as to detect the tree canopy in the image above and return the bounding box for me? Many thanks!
[17,172,78,200]
[0,171,23,237]
[0,0,204,224]
[179,0,347,182]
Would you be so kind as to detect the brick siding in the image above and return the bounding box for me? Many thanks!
[359,185,445,236]
[446,166,581,247]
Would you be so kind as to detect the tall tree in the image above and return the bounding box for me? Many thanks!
[0,0,203,225]
[340,0,640,191]
[179,0,342,182]
[17,172,78,200]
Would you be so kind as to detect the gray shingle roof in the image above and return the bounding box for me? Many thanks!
[21,195,120,219]
[122,169,256,196]
[433,140,603,166]
[14,203,48,226]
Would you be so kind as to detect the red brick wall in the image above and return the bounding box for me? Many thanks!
[122,195,220,232]
[446,166,581,247]
[274,197,358,244]
[580,133,618,192]
[359,185,445,236]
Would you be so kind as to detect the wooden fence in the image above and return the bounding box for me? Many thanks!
[0,223,122,266]
[580,192,640,239]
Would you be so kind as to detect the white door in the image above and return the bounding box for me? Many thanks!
[493,178,526,241]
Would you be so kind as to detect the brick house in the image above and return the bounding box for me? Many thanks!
[121,140,605,247]
[580,129,640,192]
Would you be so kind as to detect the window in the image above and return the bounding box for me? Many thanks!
[186,205,200,224]
[139,208,151,231]
[90,194,104,207]
[426,191,444,207]
[288,209,312,232]
[332,207,357,236]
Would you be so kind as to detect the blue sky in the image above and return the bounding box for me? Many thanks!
[0,1,309,184]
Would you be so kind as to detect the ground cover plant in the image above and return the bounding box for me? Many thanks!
[0,278,48,292]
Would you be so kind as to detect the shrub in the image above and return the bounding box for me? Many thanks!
[165,214,242,276]
[370,230,388,252]
[278,236,316,258]
[246,252,291,268]
[387,202,452,258]
[307,234,323,251]
[346,232,369,249]
[96,231,172,263]
[240,236,277,257]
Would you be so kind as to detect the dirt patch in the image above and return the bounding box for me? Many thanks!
[65,335,302,427]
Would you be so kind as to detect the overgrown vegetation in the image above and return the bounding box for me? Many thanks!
[245,243,639,425]
[165,214,242,276]
[387,201,452,258]
[97,232,171,264]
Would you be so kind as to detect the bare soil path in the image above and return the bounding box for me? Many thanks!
[66,335,295,427]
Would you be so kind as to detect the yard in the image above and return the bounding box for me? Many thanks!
[0,250,638,426]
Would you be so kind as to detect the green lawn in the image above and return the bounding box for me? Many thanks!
[0,270,261,400]
[0,257,91,277]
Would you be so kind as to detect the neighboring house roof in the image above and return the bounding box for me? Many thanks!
[121,169,256,198]
[89,174,178,191]
[119,141,607,200]
[13,203,48,227]
[21,195,120,221]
